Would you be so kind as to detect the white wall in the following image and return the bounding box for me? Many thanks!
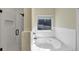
[55,8,76,29]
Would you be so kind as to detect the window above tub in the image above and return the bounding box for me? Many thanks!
[37,15,54,31]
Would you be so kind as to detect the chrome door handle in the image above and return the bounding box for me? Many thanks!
[15,29,19,36]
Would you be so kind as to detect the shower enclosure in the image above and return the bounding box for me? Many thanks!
[0,8,24,51]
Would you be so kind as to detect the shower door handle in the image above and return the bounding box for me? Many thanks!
[15,29,19,36]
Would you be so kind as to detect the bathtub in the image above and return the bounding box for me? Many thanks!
[31,27,76,51]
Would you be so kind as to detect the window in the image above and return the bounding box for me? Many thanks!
[37,15,52,30]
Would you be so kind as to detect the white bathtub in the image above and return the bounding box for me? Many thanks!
[31,27,76,51]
